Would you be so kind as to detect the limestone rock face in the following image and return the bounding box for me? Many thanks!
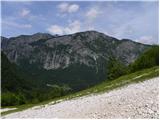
[2,31,150,70]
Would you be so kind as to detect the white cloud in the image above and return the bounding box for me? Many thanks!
[86,8,102,20]
[136,36,156,45]
[57,3,79,13]
[111,23,135,39]
[47,25,63,35]
[47,20,81,35]
[57,3,69,13]
[87,2,157,45]
[20,9,30,17]
[64,20,81,34]
[68,4,79,13]
[2,21,32,28]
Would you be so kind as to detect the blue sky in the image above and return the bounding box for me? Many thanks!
[1,1,158,44]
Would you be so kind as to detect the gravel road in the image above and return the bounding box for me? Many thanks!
[2,77,159,119]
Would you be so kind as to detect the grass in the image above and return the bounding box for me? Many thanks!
[1,66,159,116]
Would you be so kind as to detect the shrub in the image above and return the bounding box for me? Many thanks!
[129,46,159,72]
[1,92,18,106]
[107,57,128,80]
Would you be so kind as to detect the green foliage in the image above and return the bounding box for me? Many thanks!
[1,51,73,106]
[1,52,33,106]
[1,92,27,106]
[1,92,18,106]
[106,46,159,81]
[129,46,159,72]
[107,57,128,80]
[18,60,104,92]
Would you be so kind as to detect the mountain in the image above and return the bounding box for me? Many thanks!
[1,31,151,91]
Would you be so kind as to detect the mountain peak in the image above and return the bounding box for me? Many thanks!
[74,30,105,35]
[32,32,52,37]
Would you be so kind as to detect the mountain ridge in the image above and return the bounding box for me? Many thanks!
[1,30,153,46]
[1,30,151,65]
[1,30,151,91]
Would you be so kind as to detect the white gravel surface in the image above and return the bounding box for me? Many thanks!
[1,108,17,113]
[2,77,159,119]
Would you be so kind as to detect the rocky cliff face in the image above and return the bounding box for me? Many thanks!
[1,31,149,70]
[1,31,151,90]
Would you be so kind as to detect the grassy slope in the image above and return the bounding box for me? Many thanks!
[1,66,159,116]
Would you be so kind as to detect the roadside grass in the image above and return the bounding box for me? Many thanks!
[1,66,159,116]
